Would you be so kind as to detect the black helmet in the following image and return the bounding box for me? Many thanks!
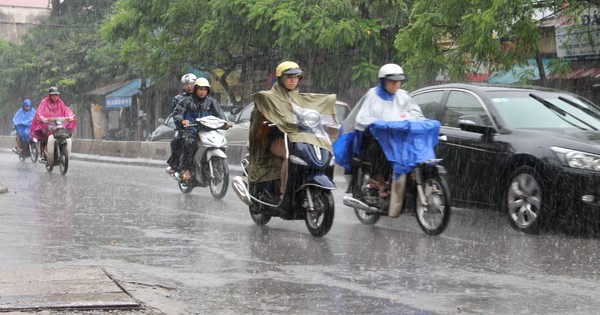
[49,86,60,95]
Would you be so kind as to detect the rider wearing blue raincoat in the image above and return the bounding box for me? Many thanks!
[12,99,36,154]
[333,64,440,196]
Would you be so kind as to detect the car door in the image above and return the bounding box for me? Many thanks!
[436,89,507,206]
[224,103,254,146]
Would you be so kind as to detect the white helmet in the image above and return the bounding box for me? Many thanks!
[194,77,211,88]
[378,63,407,81]
[180,73,197,84]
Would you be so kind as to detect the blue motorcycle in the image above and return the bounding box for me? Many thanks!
[232,107,336,237]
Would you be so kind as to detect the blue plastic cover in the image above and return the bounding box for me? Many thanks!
[333,119,440,175]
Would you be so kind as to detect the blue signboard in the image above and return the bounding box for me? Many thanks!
[105,78,153,108]
[106,96,132,108]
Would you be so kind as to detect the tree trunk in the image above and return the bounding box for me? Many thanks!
[535,51,546,86]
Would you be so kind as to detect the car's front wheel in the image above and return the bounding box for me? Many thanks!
[505,166,546,234]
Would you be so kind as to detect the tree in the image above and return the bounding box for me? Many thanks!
[0,0,128,116]
[395,0,600,87]
[101,0,415,104]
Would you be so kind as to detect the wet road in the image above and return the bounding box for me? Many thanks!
[1,154,600,314]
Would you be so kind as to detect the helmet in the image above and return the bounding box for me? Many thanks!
[194,77,211,88]
[180,73,197,84]
[377,63,407,81]
[276,61,303,77]
[23,99,32,107]
[49,86,60,95]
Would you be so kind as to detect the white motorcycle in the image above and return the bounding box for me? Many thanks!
[175,116,230,198]
[43,116,73,175]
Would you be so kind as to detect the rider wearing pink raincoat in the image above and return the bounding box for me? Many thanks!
[30,87,77,156]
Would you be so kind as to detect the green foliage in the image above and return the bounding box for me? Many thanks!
[102,0,412,102]
[0,0,128,120]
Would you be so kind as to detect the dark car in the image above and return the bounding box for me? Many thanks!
[410,83,600,233]
[224,100,350,146]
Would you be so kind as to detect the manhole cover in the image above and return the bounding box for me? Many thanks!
[0,266,140,311]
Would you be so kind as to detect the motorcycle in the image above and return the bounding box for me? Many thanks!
[42,116,73,175]
[174,115,230,198]
[231,107,337,237]
[12,124,38,162]
[341,120,452,236]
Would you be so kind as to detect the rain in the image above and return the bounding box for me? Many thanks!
[2,1,600,314]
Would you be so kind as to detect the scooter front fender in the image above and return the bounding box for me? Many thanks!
[47,134,56,164]
[296,173,336,191]
[206,148,227,160]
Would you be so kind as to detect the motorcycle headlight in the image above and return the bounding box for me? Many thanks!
[300,110,321,129]
[551,147,600,171]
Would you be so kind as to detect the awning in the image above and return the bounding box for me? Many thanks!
[467,73,491,82]
[487,58,552,84]
[547,67,600,80]
[105,78,153,108]
[87,81,130,96]
[184,66,210,79]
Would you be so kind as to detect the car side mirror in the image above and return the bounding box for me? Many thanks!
[158,118,165,125]
[227,114,236,122]
[458,115,496,135]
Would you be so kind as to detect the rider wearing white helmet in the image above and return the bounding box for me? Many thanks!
[172,77,232,181]
[166,73,198,176]
[344,63,424,197]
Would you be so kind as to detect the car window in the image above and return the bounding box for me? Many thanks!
[237,104,254,123]
[490,91,600,130]
[443,90,491,127]
[335,103,349,121]
[412,90,445,120]
[165,114,175,129]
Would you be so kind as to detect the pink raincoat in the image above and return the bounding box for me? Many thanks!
[30,96,77,142]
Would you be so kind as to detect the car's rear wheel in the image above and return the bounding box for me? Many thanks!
[505,166,545,234]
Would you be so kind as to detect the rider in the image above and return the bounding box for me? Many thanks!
[173,77,231,181]
[30,87,77,161]
[12,99,36,155]
[339,63,424,197]
[249,61,337,200]
[166,73,197,176]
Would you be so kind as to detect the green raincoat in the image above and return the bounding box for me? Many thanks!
[248,83,337,183]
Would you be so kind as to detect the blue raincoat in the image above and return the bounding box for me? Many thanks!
[12,99,36,143]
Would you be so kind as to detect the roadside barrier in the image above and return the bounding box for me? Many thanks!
[0,135,245,167]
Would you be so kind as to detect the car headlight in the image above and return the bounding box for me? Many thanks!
[551,147,600,171]
[300,110,321,129]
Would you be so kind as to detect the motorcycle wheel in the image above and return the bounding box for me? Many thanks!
[58,144,69,175]
[249,204,271,226]
[45,147,54,173]
[209,157,229,199]
[415,173,452,236]
[179,180,193,194]
[29,142,38,163]
[352,167,381,225]
[304,189,335,237]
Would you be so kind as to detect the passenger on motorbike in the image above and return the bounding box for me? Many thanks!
[249,61,337,201]
[173,77,232,181]
[30,87,77,161]
[12,99,36,155]
[337,63,424,198]
[166,73,197,176]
